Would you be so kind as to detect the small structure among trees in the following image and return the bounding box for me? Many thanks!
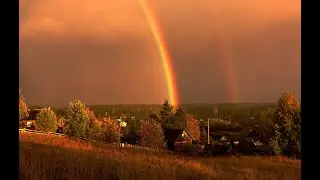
[163,128,195,151]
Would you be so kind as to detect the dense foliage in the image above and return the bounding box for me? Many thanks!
[101,118,121,143]
[36,107,58,132]
[139,119,166,149]
[63,100,90,138]
[19,89,29,120]
[271,92,301,158]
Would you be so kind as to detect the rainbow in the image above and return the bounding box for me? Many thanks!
[138,0,179,107]
[209,6,238,102]
[216,29,237,101]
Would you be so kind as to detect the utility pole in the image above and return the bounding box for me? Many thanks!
[207,118,210,144]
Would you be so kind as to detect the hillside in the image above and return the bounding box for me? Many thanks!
[19,132,300,180]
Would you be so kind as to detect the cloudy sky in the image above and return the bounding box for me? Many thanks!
[19,0,300,107]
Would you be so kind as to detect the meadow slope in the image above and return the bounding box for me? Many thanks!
[19,132,300,180]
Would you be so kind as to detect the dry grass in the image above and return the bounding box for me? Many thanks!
[19,132,300,180]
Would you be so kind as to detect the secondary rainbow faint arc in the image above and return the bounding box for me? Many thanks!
[138,0,179,106]
[209,5,238,102]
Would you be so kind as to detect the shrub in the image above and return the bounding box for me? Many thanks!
[101,118,121,143]
[87,121,104,141]
[63,100,90,138]
[139,119,166,149]
[57,117,66,128]
[19,89,29,120]
[36,107,58,132]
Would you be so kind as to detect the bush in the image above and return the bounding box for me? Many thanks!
[101,118,121,143]
[87,121,104,141]
[36,108,58,132]
[63,100,90,138]
[139,119,166,149]
[19,89,29,120]
[57,117,66,128]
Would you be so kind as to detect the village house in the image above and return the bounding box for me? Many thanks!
[20,109,41,130]
[163,128,195,151]
[237,126,272,155]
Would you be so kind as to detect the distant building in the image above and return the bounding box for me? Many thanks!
[163,128,195,151]
[19,109,41,130]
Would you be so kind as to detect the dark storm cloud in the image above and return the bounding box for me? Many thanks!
[19,0,300,106]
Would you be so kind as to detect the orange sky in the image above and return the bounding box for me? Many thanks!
[20,0,300,38]
[19,0,300,106]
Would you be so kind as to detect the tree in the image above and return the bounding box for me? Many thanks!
[148,113,161,124]
[36,107,58,132]
[186,115,201,140]
[139,119,166,149]
[169,108,187,129]
[272,92,301,157]
[86,107,97,122]
[63,100,90,138]
[101,118,121,143]
[57,117,66,128]
[212,106,219,118]
[87,120,104,141]
[19,89,29,120]
[259,108,275,130]
[160,100,174,126]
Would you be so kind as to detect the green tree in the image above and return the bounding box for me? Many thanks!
[87,121,104,141]
[272,92,301,157]
[63,100,90,138]
[36,107,58,132]
[19,89,29,120]
[57,117,66,128]
[169,108,187,129]
[139,119,165,149]
[160,100,174,126]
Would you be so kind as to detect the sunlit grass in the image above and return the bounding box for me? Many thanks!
[19,132,300,180]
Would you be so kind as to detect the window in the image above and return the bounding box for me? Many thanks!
[27,121,32,128]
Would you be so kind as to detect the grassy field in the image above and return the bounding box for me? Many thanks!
[19,132,300,180]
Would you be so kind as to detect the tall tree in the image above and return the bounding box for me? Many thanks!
[19,89,29,120]
[36,107,58,132]
[272,92,301,157]
[63,100,90,138]
[160,100,174,126]
[170,108,187,129]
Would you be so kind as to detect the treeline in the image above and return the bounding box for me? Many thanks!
[31,103,277,128]
[19,92,201,150]
[20,89,301,158]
